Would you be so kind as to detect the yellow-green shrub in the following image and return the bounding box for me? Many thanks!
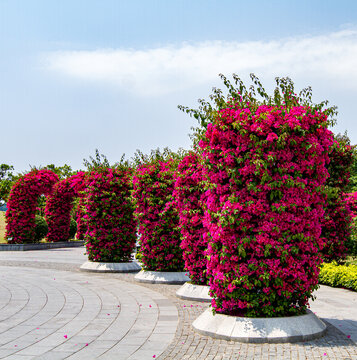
[319,262,357,291]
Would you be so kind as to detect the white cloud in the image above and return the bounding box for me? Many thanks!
[43,29,357,96]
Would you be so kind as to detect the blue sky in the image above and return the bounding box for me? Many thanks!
[1,0,357,172]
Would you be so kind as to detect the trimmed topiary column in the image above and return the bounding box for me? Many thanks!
[180,74,337,322]
[201,101,333,317]
[133,160,184,272]
[83,167,136,263]
[5,169,58,243]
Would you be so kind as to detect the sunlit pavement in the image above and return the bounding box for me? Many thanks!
[0,248,356,360]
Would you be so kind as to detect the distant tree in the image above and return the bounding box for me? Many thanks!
[0,164,15,206]
[44,164,75,180]
[83,149,110,171]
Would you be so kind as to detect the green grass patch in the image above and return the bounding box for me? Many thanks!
[0,212,6,243]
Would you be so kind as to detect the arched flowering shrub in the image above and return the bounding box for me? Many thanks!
[84,168,136,262]
[45,172,86,242]
[321,138,354,260]
[133,160,184,271]
[174,153,208,284]
[182,75,336,317]
[5,169,58,243]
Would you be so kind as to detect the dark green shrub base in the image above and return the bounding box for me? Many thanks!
[68,218,77,240]
[34,215,48,243]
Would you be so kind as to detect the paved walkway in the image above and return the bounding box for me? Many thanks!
[0,248,355,359]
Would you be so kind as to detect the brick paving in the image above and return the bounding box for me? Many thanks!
[0,248,356,359]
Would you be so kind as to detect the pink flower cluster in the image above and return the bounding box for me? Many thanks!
[84,168,136,262]
[174,153,208,284]
[200,103,334,317]
[345,192,357,216]
[133,160,184,271]
[45,172,86,242]
[5,169,58,243]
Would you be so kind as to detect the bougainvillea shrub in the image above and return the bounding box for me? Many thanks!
[200,102,334,317]
[84,168,136,262]
[133,160,184,271]
[5,169,58,243]
[321,138,354,260]
[45,172,86,242]
[174,153,208,284]
[180,75,339,317]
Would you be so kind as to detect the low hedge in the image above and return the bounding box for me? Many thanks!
[319,262,357,292]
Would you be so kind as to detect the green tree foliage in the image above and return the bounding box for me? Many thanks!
[83,149,111,171]
[44,164,75,180]
[0,164,15,205]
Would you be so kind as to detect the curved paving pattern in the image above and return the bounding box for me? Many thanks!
[0,248,356,359]
[0,266,178,360]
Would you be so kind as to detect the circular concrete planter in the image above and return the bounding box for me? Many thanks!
[134,270,190,284]
[80,261,141,273]
[176,282,212,302]
[193,309,326,343]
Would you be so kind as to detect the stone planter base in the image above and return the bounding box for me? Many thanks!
[0,241,84,251]
[176,282,211,302]
[80,261,141,273]
[192,309,326,343]
[134,270,190,284]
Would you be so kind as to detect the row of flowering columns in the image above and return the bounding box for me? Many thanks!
[5,80,354,318]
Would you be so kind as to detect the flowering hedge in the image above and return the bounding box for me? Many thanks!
[5,169,58,243]
[45,172,86,242]
[174,153,207,284]
[84,168,136,262]
[198,94,334,317]
[133,160,184,271]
